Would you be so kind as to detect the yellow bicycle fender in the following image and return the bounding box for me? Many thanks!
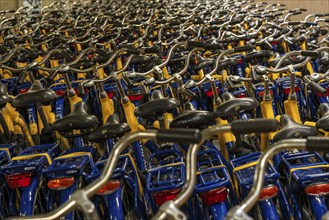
[217,118,236,160]
[243,23,249,30]
[198,69,205,81]
[14,124,22,135]
[123,101,140,132]
[162,66,170,79]
[37,111,44,135]
[304,121,316,127]
[41,44,47,51]
[77,73,86,79]
[68,95,82,112]
[260,101,277,144]
[76,44,82,52]
[164,113,173,129]
[97,67,106,80]
[13,114,34,146]
[29,123,38,136]
[221,70,228,84]
[300,41,307,51]
[100,97,114,124]
[283,99,301,124]
[306,62,314,74]
[42,105,54,124]
[2,108,14,132]
[191,75,200,81]
[116,58,123,70]
[245,67,251,79]
[153,121,160,129]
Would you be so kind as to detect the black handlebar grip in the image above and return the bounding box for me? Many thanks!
[292,11,302,16]
[308,81,326,94]
[274,12,283,17]
[16,70,27,84]
[112,22,123,27]
[317,29,328,36]
[204,43,221,50]
[48,19,58,25]
[325,19,329,23]
[300,8,307,11]
[60,25,72,29]
[210,20,221,25]
[306,137,329,151]
[130,21,142,25]
[193,20,204,25]
[7,10,16,13]
[77,83,85,97]
[26,21,37,26]
[231,119,279,134]
[142,46,161,54]
[122,75,133,89]
[304,22,317,26]
[301,50,319,58]
[187,41,204,48]
[156,128,201,144]
[48,70,58,81]
[315,14,324,17]
[251,68,259,82]
[156,19,167,24]
[126,48,139,55]
[169,21,181,26]
[182,88,197,99]
[233,45,253,53]
[288,21,300,25]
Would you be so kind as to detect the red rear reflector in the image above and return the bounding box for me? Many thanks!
[284,87,300,95]
[236,93,246,98]
[19,88,29,94]
[87,54,95,59]
[205,89,219,97]
[153,189,180,206]
[6,173,33,189]
[74,88,88,95]
[304,183,329,196]
[107,92,115,99]
[205,90,213,97]
[199,187,228,205]
[317,89,329,97]
[128,94,143,101]
[259,185,278,200]
[96,180,120,195]
[258,90,273,98]
[55,90,66,96]
[47,177,75,190]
